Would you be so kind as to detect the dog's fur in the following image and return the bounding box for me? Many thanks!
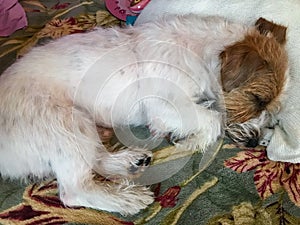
[222,17,288,146]
[0,15,288,214]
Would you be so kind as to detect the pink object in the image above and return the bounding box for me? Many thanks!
[0,0,28,36]
[105,0,137,21]
[129,0,151,14]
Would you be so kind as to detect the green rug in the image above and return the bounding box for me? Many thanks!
[1,1,300,224]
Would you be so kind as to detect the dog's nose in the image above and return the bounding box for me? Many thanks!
[245,138,259,148]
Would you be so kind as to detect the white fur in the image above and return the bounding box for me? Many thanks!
[0,15,257,214]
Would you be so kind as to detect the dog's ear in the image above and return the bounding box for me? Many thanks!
[255,17,287,44]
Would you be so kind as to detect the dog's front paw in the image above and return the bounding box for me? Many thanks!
[174,114,222,151]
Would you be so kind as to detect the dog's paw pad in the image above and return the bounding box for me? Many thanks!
[129,153,152,175]
[134,155,151,166]
[144,156,151,166]
[135,157,145,166]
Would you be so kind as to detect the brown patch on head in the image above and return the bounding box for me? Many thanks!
[220,19,288,124]
[220,45,268,92]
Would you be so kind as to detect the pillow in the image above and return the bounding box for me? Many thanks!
[136,0,300,163]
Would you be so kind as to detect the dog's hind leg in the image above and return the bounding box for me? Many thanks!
[53,154,154,215]
[53,156,154,215]
[50,106,153,215]
[58,175,154,215]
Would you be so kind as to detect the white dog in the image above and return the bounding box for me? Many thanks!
[0,14,288,214]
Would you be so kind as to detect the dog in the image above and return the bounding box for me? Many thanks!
[0,15,288,215]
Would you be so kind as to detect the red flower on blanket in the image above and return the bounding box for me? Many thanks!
[224,149,300,206]
[155,186,181,208]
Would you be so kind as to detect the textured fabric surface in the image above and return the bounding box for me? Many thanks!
[0,1,300,224]
[136,0,300,163]
[0,0,27,36]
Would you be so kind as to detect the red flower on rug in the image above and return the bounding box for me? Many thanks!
[155,186,181,208]
[51,2,71,9]
[224,149,300,206]
[37,17,85,39]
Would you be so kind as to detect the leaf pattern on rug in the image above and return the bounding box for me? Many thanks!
[224,148,300,207]
[0,180,133,225]
[0,0,122,61]
[21,0,47,13]
[134,177,218,225]
[160,177,218,225]
[207,201,300,225]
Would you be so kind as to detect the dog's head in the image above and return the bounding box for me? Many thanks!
[220,18,288,147]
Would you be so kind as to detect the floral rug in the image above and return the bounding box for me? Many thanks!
[1,1,300,224]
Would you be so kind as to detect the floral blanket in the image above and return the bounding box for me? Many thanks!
[0,1,300,224]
